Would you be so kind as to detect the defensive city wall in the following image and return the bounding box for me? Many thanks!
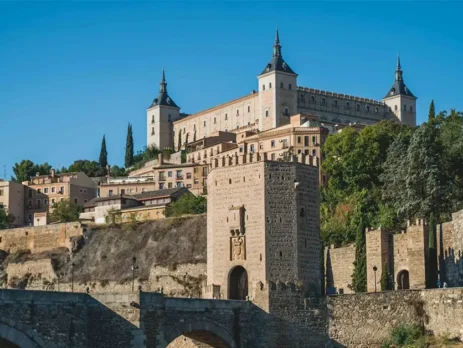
[1,287,463,347]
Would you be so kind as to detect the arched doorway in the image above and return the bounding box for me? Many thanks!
[0,322,42,348]
[397,270,410,290]
[228,266,248,300]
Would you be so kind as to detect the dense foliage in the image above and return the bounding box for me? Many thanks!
[165,194,207,217]
[0,208,15,229]
[12,160,52,182]
[321,108,463,248]
[50,199,82,223]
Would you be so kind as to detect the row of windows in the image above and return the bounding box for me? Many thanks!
[262,82,292,91]
[394,105,413,112]
[151,115,172,124]
[30,186,66,197]
[27,197,86,208]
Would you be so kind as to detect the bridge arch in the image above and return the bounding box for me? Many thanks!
[0,322,43,348]
[163,320,236,348]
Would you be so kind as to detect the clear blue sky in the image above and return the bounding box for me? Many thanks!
[1,1,462,178]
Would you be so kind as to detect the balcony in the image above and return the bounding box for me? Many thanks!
[176,175,184,180]
[159,176,166,182]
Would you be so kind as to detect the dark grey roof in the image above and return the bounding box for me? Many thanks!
[149,70,179,108]
[260,29,296,76]
[384,57,416,99]
[84,195,138,208]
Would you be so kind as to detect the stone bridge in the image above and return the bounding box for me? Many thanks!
[0,289,330,348]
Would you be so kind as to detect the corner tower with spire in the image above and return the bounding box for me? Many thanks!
[382,55,417,127]
[258,28,298,131]
[146,69,181,150]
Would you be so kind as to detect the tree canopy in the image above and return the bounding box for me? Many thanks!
[50,199,82,223]
[0,208,15,229]
[165,194,207,217]
[125,123,134,168]
[99,135,108,168]
[12,160,52,182]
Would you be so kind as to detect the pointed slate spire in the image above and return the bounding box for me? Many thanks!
[260,28,296,75]
[273,26,282,57]
[160,68,167,93]
[384,55,415,99]
[149,68,179,108]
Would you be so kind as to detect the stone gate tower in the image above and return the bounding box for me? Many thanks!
[146,70,181,150]
[205,153,321,310]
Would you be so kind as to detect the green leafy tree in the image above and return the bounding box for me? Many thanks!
[125,123,134,168]
[165,194,207,217]
[110,165,126,177]
[99,135,108,168]
[12,160,52,182]
[0,208,15,229]
[428,99,435,121]
[50,199,82,222]
[427,212,438,288]
[351,217,367,292]
[67,160,106,177]
[380,262,389,291]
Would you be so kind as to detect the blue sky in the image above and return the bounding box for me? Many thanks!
[1,1,462,178]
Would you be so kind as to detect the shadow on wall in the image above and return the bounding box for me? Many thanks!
[442,247,463,287]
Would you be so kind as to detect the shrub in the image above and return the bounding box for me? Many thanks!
[165,194,207,217]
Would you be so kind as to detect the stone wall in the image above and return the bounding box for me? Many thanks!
[325,244,355,294]
[328,290,423,347]
[438,209,463,287]
[0,222,84,253]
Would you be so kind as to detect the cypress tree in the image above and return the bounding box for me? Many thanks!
[428,212,438,288]
[125,123,134,167]
[178,130,182,152]
[380,262,389,291]
[352,217,367,292]
[428,100,435,121]
[99,135,108,168]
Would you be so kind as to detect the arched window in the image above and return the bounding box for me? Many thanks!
[366,105,370,112]
[346,102,350,109]
[248,105,251,113]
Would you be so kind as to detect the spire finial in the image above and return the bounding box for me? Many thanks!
[273,27,282,57]
[395,53,403,81]
[160,68,167,93]
[397,51,401,69]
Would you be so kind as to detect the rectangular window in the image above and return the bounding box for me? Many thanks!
[51,187,55,193]
[44,199,48,206]
[250,144,255,153]
[271,153,276,160]
[312,136,317,145]
[74,198,78,204]
[297,136,302,144]
[312,149,317,156]
[194,167,198,173]
[187,184,192,188]
[60,186,65,194]
[176,182,182,188]
[194,179,199,185]
[202,167,208,176]
[28,200,32,208]
[186,173,192,179]
[159,183,164,189]
[0,189,3,196]
[176,170,183,179]
[271,140,276,148]
[203,120,206,127]
[37,188,41,194]
[36,199,41,208]
[265,110,269,117]
[304,136,309,146]
[51,199,55,204]
[168,182,173,188]
[28,189,32,198]
[168,171,172,177]
[109,190,113,197]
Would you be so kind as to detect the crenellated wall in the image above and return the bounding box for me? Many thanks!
[325,244,356,294]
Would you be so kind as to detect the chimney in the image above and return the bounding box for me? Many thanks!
[158,153,164,166]
[51,169,55,177]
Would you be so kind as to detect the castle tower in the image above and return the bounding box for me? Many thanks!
[146,69,181,150]
[382,56,417,127]
[258,29,298,131]
[205,154,321,311]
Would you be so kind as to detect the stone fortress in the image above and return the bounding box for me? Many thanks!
[147,29,417,152]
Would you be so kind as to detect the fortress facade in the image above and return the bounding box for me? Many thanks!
[146,29,417,150]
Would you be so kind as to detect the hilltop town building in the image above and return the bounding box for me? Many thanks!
[23,170,97,226]
[0,180,25,227]
[146,29,417,151]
